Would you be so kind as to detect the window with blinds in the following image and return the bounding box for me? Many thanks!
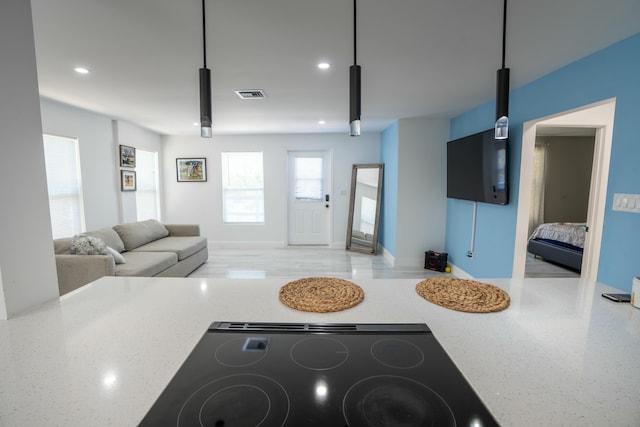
[42,134,85,238]
[135,149,160,221]
[221,152,264,223]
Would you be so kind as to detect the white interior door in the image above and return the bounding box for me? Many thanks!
[287,151,331,245]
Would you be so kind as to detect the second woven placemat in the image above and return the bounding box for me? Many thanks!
[416,277,510,313]
[279,277,364,313]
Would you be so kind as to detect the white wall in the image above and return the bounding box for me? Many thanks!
[41,100,164,228]
[162,133,381,246]
[113,121,164,223]
[0,0,58,318]
[41,99,120,230]
[394,117,449,266]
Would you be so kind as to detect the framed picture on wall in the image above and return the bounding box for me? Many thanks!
[119,145,136,168]
[176,158,207,182]
[121,170,136,191]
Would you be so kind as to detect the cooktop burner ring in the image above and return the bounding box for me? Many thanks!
[214,337,269,367]
[370,338,425,369]
[199,384,270,426]
[290,336,349,370]
[343,375,456,427]
[176,373,290,427]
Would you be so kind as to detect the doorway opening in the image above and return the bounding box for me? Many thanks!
[512,98,616,280]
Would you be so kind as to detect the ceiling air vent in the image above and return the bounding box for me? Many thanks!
[235,89,266,99]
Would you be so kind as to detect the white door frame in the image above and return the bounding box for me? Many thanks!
[286,150,332,246]
[512,98,616,280]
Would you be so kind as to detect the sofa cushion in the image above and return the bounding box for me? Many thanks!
[113,219,169,251]
[85,227,126,253]
[54,238,73,254]
[115,251,177,277]
[131,236,207,261]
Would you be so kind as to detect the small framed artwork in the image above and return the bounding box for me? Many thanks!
[119,145,136,168]
[121,170,136,191]
[177,158,207,182]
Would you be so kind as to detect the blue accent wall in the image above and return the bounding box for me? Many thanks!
[380,121,399,256]
[446,32,640,290]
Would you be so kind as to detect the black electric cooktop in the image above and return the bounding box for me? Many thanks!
[139,322,498,426]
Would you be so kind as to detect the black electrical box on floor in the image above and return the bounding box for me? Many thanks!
[425,251,448,272]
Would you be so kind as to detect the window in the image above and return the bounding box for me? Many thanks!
[135,149,160,221]
[294,157,323,200]
[221,152,264,223]
[42,134,85,238]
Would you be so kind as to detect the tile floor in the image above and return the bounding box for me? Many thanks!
[188,247,579,280]
[524,253,580,278]
[188,247,447,280]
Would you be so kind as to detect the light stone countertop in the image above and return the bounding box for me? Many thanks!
[1,276,639,426]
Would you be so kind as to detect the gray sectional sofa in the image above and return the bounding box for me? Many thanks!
[53,219,208,295]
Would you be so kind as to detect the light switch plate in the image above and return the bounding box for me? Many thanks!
[613,193,640,213]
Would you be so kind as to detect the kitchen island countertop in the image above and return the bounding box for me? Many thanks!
[1,276,639,426]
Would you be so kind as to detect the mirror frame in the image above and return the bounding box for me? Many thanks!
[345,163,384,254]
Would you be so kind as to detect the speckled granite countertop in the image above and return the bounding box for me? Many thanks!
[1,276,639,426]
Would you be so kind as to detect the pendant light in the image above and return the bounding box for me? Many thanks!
[349,0,361,137]
[495,0,509,140]
[199,0,212,138]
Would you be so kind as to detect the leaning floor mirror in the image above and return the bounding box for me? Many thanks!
[346,164,384,254]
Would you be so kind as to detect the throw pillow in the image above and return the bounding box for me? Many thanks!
[70,235,109,255]
[106,246,126,264]
[85,227,126,253]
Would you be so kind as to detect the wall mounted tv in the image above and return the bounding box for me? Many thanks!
[446,129,508,205]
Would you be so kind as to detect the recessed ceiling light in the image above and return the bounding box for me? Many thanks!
[318,120,326,125]
[317,62,330,70]
[74,67,90,74]
[193,122,200,126]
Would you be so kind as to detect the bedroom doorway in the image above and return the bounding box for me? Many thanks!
[525,128,595,278]
[512,98,616,280]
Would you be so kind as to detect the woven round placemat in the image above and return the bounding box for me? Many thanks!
[416,277,510,313]
[279,277,364,313]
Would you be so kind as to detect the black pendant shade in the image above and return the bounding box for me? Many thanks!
[349,0,361,137]
[495,0,509,140]
[349,64,361,137]
[200,67,212,138]
[199,0,212,138]
[496,68,509,120]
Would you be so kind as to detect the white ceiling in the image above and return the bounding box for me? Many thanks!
[30,0,640,137]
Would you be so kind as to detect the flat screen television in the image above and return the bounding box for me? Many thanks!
[446,129,508,205]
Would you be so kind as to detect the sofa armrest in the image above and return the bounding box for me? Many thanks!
[55,254,116,295]
[164,224,201,237]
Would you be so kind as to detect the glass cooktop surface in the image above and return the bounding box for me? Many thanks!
[140,322,498,426]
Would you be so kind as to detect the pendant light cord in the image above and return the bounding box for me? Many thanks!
[501,0,507,69]
[353,0,357,65]
[202,0,207,68]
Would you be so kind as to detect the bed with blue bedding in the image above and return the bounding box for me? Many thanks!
[527,222,586,272]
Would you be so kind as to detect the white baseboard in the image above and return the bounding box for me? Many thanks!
[208,241,350,250]
[207,241,287,249]
[449,263,474,279]
[381,246,395,266]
